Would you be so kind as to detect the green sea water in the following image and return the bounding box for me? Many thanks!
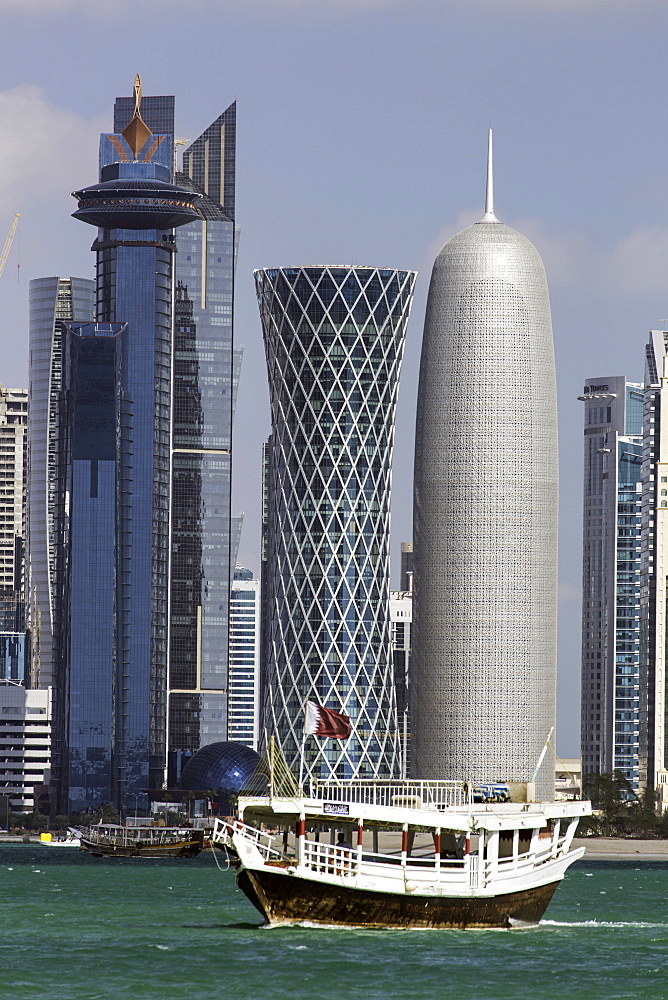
[1,844,666,1000]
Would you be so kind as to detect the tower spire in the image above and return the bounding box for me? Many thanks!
[479,128,499,223]
[133,73,142,117]
[121,73,152,160]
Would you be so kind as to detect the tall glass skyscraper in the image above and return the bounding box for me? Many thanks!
[62,79,202,811]
[27,277,95,691]
[168,104,242,778]
[579,377,643,791]
[32,82,241,811]
[639,332,668,811]
[256,265,416,781]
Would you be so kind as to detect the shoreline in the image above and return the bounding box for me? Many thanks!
[3,834,668,859]
[574,837,668,861]
[3,834,668,861]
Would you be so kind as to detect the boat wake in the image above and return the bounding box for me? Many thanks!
[541,919,668,930]
[262,920,521,933]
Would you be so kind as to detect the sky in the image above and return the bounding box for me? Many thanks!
[1,0,667,756]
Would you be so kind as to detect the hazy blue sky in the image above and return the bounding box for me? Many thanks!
[1,0,667,754]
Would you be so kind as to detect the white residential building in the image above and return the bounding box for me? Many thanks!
[228,568,260,750]
[0,385,28,685]
[0,680,51,812]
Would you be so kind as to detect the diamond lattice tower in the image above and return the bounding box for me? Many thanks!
[257,265,416,781]
[412,135,558,799]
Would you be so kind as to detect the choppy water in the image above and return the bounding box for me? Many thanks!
[1,844,666,1000]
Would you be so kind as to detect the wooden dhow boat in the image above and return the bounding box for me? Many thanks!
[80,824,204,858]
[212,776,590,929]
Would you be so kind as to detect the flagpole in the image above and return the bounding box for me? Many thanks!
[298,702,308,792]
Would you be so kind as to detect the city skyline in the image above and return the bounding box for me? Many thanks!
[2,2,668,755]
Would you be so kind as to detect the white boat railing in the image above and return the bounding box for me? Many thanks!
[303,840,357,875]
[301,837,467,878]
[479,830,574,884]
[310,779,470,812]
[228,819,579,893]
[225,819,284,863]
[468,854,480,888]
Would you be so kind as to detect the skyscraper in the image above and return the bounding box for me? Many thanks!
[27,277,95,689]
[390,583,412,778]
[579,377,643,791]
[639,331,668,810]
[167,102,242,778]
[228,567,261,749]
[257,265,416,781]
[412,135,558,799]
[57,78,202,811]
[33,81,241,812]
[0,385,28,682]
[68,106,200,806]
[109,99,241,764]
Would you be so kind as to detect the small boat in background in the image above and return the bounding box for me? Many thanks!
[80,825,204,858]
[39,828,82,848]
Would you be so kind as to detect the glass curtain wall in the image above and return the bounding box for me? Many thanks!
[168,104,238,782]
[580,377,643,790]
[27,277,94,693]
[60,322,125,810]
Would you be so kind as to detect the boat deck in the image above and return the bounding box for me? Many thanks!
[239,779,590,831]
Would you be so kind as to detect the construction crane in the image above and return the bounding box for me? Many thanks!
[0,214,20,279]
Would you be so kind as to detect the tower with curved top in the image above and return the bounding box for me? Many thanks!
[257,265,416,781]
[412,134,558,799]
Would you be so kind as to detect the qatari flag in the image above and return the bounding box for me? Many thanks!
[304,700,351,740]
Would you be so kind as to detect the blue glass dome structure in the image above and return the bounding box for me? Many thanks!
[179,742,265,809]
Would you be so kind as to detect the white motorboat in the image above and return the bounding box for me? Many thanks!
[39,828,82,848]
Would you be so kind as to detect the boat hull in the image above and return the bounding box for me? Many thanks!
[237,866,561,929]
[81,841,201,858]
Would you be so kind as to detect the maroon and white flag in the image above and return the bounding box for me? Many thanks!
[304,700,351,740]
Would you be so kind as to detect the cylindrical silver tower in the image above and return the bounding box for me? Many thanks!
[412,141,558,799]
[257,265,416,781]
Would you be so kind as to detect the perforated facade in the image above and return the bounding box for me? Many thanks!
[257,265,416,781]
[412,217,558,799]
